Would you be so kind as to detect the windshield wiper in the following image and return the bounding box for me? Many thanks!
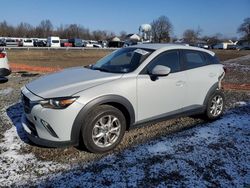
[92,66,111,72]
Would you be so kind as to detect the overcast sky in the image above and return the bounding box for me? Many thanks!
[1,0,250,38]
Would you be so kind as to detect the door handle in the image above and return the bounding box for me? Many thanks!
[176,81,185,87]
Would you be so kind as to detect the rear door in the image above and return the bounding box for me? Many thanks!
[181,50,217,106]
[137,50,187,121]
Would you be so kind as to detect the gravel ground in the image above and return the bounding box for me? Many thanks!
[222,54,250,84]
[0,55,249,187]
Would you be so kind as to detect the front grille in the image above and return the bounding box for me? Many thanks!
[21,93,32,114]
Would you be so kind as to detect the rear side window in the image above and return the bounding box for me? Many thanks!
[205,53,220,64]
[147,50,181,73]
[183,50,207,69]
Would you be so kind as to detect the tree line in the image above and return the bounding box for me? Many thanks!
[0,17,249,44]
[0,19,116,41]
[150,16,250,44]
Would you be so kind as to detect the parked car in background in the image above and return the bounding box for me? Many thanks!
[68,38,84,47]
[21,44,225,153]
[0,39,6,46]
[5,39,18,47]
[85,40,102,48]
[227,44,237,50]
[195,43,210,49]
[19,39,34,47]
[0,49,11,77]
[237,45,250,51]
[47,36,60,48]
[34,40,47,47]
[60,39,72,47]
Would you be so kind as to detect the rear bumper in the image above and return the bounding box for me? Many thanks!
[22,114,76,148]
[0,68,11,77]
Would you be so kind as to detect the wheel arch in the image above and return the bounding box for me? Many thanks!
[203,82,219,107]
[70,95,135,144]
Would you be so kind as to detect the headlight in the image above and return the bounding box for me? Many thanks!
[40,97,78,109]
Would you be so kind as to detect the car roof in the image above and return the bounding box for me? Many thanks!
[130,43,215,56]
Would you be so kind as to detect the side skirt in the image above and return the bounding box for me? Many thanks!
[131,105,205,130]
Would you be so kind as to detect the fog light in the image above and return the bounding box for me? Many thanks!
[40,119,49,126]
[40,119,58,138]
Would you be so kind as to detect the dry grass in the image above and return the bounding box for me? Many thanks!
[6,49,250,69]
[7,49,112,68]
[212,50,250,61]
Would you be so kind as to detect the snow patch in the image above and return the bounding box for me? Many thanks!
[147,141,174,154]
[0,104,70,186]
[0,87,13,96]
[0,102,250,187]
[235,101,247,107]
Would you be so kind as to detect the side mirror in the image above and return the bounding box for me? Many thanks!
[150,65,171,77]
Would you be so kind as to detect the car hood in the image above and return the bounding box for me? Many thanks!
[26,67,122,99]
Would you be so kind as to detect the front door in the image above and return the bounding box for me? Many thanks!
[137,50,187,122]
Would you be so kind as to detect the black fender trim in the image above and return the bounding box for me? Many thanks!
[0,68,11,77]
[203,82,219,107]
[70,95,135,144]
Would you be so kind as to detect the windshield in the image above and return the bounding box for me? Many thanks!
[92,47,154,73]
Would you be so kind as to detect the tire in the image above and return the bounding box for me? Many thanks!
[204,90,225,120]
[81,105,126,153]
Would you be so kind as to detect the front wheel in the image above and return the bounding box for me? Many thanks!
[204,90,225,120]
[81,105,126,153]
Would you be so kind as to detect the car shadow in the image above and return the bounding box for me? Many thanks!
[6,102,30,144]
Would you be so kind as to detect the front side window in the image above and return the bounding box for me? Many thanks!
[183,50,206,69]
[92,48,154,73]
[146,50,180,73]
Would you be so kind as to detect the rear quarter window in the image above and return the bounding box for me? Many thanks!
[205,53,220,64]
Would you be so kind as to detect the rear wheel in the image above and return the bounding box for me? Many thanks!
[204,90,225,120]
[81,105,126,153]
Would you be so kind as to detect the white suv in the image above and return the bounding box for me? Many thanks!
[0,49,11,77]
[21,44,225,153]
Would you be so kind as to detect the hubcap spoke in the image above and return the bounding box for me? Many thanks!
[92,114,121,148]
[109,126,120,134]
[209,95,223,117]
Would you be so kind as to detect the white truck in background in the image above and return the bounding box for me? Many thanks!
[47,36,60,48]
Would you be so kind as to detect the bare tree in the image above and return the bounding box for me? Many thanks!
[202,35,222,45]
[0,21,15,37]
[151,16,173,43]
[238,17,250,41]
[119,31,127,41]
[183,27,202,44]
[92,30,104,41]
[15,22,34,37]
[35,19,53,38]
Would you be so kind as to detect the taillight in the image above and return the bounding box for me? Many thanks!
[223,66,227,73]
[0,53,6,58]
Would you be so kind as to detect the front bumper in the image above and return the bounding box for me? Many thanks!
[21,86,84,148]
[22,114,75,148]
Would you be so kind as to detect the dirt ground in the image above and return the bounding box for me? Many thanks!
[0,50,249,186]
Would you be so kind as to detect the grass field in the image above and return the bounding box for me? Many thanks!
[7,49,112,68]
[6,49,250,69]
